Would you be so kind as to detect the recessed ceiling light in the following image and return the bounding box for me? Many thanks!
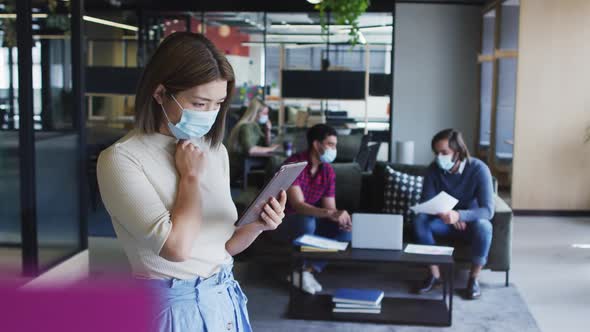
[270,24,351,29]
[0,13,48,18]
[572,244,590,249]
[83,15,138,32]
[307,0,323,4]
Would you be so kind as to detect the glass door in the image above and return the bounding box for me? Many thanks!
[0,0,86,277]
[492,0,519,169]
[0,17,22,277]
[477,0,520,189]
[477,9,496,160]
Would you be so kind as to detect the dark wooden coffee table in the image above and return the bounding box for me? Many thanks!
[288,245,454,326]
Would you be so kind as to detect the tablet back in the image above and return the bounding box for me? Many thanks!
[235,161,307,227]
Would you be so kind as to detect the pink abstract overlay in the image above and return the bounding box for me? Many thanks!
[0,278,159,332]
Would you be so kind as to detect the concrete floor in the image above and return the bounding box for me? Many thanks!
[2,215,588,332]
[503,216,590,332]
[87,216,590,332]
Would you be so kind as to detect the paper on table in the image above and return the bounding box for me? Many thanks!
[404,244,454,256]
[410,191,459,215]
[294,234,349,251]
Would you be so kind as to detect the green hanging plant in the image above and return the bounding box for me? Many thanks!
[46,0,71,33]
[315,0,370,46]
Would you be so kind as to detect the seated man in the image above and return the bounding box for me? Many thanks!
[414,128,494,300]
[273,124,352,295]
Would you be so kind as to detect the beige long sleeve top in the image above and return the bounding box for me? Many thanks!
[97,130,238,279]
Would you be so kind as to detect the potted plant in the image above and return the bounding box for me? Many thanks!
[313,0,370,46]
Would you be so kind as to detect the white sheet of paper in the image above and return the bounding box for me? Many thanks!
[410,191,459,215]
[404,244,454,256]
[296,235,349,251]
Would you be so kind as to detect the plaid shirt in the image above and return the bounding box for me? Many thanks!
[284,151,336,214]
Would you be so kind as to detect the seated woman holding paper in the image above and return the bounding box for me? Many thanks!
[413,129,494,300]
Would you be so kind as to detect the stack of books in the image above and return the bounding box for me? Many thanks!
[293,234,349,253]
[332,288,384,314]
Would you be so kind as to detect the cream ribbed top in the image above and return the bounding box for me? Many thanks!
[97,130,238,279]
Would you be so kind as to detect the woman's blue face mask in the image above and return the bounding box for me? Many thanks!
[161,94,219,140]
[258,114,269,125]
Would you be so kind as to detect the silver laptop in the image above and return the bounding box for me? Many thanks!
[351,213,403,250]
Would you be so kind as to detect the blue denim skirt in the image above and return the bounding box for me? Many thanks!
[140,264,252,332]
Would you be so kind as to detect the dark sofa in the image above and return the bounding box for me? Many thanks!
[239,161,513,286]
[357,162,512,286]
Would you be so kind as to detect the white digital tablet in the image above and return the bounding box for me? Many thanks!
[234,161,308,227]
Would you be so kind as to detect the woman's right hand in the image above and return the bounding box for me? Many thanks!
[175,140,206,178]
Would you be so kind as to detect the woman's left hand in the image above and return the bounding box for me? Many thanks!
[255,190,287,232]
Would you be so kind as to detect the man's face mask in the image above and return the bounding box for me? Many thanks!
[161,94,219,140]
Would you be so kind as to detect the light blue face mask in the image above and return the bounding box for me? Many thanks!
[320,147,337,163]
[258,114,269,125]
[161,94,220,140]
[436,153,455,171]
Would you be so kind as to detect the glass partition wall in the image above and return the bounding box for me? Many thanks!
[79,7,395,237]
[477,9,495,160]
[477,0,520,189]
[0,3,22,277]
[2,1,396,276]
[131,10,394,158]
[0,0,86,277]
[267,12,393,125]
[265,12,393,160]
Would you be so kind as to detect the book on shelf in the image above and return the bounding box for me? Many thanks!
[332,288,384,306]
[334,302,382,309]
[332,307,381,314]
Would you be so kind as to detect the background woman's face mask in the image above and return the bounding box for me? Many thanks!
[161,94,219,140]
[258,114,269,125]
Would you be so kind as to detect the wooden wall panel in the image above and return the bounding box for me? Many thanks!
[512,0,590,210]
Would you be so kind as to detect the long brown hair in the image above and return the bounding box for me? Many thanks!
[431,128,471,161]
[134,32,235,147]
[227,98,267,152]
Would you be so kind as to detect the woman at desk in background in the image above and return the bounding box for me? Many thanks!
[227,98,280,181]
[227,98,279,155]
